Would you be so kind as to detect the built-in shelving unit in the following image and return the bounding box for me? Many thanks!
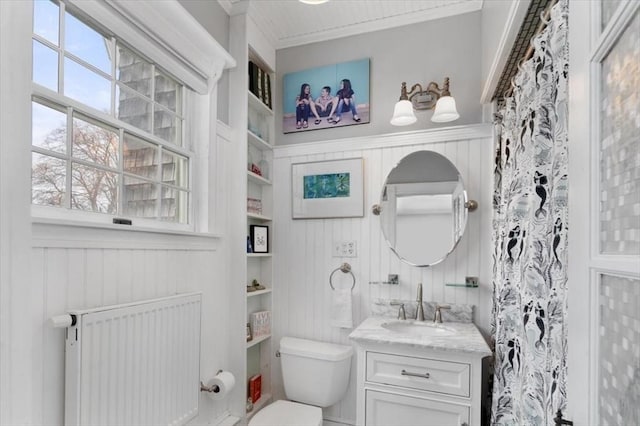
[229,7,276,420]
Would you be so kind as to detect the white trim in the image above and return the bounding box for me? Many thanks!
[480,0,531,103]
[32,217,221,249]
[267,1,483,49]
[216,120,233,142]
[1,1,36,423]
[67,0,235,94]
[591,0,639,62]
[273,123,492,158]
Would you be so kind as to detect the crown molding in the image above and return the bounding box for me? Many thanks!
[273,123,493,158]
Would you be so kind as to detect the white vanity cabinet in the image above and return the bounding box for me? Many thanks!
[350,317,491,426]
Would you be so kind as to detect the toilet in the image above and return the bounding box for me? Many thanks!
[249,336,353,426]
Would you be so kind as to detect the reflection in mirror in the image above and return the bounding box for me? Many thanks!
[380,151,468,267]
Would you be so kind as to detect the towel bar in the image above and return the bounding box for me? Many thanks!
[329,262,356,291]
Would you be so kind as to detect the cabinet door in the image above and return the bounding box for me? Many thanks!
[365,389,469,426]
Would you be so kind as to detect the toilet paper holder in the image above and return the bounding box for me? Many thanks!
[200,370,224,393]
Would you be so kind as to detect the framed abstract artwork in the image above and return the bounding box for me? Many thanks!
[291,158,364,219]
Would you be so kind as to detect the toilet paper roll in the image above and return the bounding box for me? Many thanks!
[207,371,236,400]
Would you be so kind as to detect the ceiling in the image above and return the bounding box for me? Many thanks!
[218,0,483,49]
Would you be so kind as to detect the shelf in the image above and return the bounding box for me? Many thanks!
[247,253,272,258]
[247,170,271,186]
[246,333,271,348]
[246,392,273,420]
[248,90,274,117]
[247,130,272,151]
[247,288,272,298]
[247,212,272,222]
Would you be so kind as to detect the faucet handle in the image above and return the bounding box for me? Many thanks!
[434,304,451,323]
[390,301,406,320]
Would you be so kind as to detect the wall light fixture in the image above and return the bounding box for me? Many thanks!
[299,0,329,4]
[390,77,460,126]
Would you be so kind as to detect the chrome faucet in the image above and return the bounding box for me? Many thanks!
[415,283,425,321]
[434,304,451,323]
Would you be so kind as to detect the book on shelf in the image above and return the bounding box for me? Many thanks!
[250,310,271,338]
[247,60,271,109]
[265,73,272,108]
[247,198,263,215]
[248,374,262,403]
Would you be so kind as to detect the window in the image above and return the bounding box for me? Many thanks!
[31,0,191,225]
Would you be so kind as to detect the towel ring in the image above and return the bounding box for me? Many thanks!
[329,262,356,291]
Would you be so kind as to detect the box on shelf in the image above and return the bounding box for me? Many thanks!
[250,311,271,338]
[247,198,263,215]
[248,374,262,403]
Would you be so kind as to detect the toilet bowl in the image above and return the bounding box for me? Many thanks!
[248,337,353,426]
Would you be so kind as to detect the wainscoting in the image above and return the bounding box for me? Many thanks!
[271,124,494,424]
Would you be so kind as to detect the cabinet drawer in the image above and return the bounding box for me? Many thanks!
[365,389,470,426]
[366,351,470,397]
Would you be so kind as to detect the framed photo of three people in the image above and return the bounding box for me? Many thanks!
[283,58,370,134]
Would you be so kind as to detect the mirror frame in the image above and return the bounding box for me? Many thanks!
[376,150,475,267]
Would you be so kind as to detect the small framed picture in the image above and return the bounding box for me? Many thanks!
[250,225,269,253]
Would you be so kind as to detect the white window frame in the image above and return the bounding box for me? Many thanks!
[29,0,235,234]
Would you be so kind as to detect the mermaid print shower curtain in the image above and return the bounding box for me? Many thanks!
[491,0,569,424]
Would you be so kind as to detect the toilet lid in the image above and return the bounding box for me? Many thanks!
[249,400,322,426]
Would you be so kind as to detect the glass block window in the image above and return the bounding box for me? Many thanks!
[599,9,640,255]
[599,274,640,426]
[31,0,191,224]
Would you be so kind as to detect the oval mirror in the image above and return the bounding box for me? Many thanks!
[379,150,470,267]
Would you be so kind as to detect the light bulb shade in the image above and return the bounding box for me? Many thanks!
[431,96,460,123]
[390,100,417,126]
[299,0,329,4]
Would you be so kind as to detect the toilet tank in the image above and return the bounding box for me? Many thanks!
[279,337,353,407]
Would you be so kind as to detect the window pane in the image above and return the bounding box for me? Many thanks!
[599,10,640,255]
[33,0,59,45]
[123,134,158,179]
[33,40,58,92]
[162,150,188,189]
[116,85,152,133]
[599,274,640,426]
[154,108,180,145]
[116,45,152,97]
[64,11,111,74]
[64,57,111,113]
[155,70,181,113]
[72,116,119,169]
[32,101,66,153]
[71,163,117,213]
[123,176,157,219]
[160,186,188,223]
[32,152,66,207]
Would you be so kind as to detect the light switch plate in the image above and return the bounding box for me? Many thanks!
[333,241,357,257]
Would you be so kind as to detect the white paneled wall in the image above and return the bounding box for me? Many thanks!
[30,245,231,425]
[21,122,235,426]
[272,125,494,424]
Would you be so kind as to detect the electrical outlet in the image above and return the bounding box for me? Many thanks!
[332,241,357,257]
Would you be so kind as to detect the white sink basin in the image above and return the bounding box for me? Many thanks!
[380,320,458,338]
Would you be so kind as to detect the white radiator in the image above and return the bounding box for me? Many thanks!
[60,293,202,426]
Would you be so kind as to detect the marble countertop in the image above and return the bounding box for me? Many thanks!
[349,316,492,357]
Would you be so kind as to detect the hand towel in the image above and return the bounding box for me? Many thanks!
[330,288,353,329]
